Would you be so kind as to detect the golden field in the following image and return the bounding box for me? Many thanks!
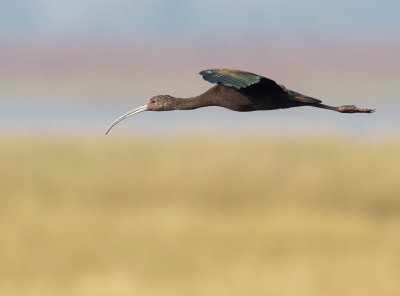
[1,135,399,296]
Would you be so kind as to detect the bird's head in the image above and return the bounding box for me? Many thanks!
[147,95,176,111]
[105,95,175,134]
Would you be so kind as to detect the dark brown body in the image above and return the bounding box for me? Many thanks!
[170,85,304,112]
[205,84,302,111]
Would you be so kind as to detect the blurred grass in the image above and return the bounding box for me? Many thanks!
[1,135,400,296]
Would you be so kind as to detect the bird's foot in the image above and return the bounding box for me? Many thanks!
[338,105,375,113]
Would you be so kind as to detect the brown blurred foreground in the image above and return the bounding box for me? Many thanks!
[1,135,399,296]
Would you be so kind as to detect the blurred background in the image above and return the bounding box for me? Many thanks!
[1,1,399,295]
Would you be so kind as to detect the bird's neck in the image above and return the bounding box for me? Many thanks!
[172,94,213,110]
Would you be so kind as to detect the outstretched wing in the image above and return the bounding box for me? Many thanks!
[199,68,285,93]
[199,69,321,104]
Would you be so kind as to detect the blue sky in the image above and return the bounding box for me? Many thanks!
[2,0,400,41]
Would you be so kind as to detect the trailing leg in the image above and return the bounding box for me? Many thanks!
[311,103,375,113]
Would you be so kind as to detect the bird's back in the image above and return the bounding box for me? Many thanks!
[202,84,300,112]
[199,69,315,111]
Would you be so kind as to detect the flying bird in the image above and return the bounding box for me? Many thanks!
[106,69,374,134]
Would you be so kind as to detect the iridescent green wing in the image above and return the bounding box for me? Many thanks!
[199,69,321,104]
[199,69,285,93]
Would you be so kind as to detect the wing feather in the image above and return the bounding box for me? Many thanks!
[199,69,263,90]
[199,69,322,104]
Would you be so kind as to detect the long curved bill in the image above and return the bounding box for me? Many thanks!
[105,104,148,135]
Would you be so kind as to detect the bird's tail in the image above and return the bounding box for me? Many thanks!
[288,90,322,104]
[295,95,322,104]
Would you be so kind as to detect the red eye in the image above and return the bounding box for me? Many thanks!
[149,99,155,105]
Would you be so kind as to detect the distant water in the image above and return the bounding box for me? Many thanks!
[0,97,398,138]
